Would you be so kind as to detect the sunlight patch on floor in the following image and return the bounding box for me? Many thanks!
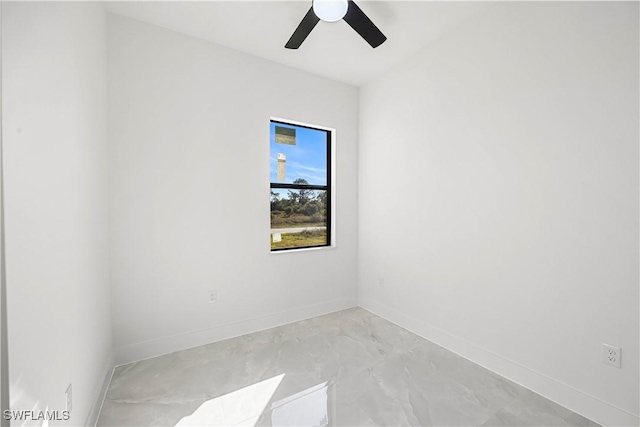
[175,374,285,427]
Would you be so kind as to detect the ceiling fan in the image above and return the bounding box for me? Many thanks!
[285,0,387,49]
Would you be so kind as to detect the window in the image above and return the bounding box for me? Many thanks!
[270,120,331,251]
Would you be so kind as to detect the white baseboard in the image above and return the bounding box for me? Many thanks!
[85,352,115,427]
[115,297,357,366]
[358,297,639,427]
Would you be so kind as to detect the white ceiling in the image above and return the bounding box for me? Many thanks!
[105,1,494,86]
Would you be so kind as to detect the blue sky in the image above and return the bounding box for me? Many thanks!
[270,121,328,186]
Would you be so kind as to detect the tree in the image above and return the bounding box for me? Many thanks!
[270,190,281,211]
[304,201,319,216]
[288,178,314,207]
[317,190,327,207]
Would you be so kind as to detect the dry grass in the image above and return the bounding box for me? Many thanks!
[271,229,327,250]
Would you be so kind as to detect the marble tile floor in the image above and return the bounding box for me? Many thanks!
[98,308,599,427]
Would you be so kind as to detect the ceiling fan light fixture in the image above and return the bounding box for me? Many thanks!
[312,0,348,22]
[285,0,386,49]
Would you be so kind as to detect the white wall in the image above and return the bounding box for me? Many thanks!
[2,2,113,425]
[3,3,636,426]
[108,15,359,364]
[0,3,10,421]
[358,2,639,426]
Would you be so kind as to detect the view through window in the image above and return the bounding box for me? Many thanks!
[270,120,331,251]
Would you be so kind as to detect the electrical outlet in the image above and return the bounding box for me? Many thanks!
[208,289,217,304]
[602,344,621,368]
[65,383,72,413]
[378,276,385,288]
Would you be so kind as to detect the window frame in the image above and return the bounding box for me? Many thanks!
[269,118,333,252]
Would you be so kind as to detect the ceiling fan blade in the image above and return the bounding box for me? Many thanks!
[343,0,386,48]
[285,7,320,49]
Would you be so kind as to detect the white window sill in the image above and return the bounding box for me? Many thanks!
[270,245,336,254]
